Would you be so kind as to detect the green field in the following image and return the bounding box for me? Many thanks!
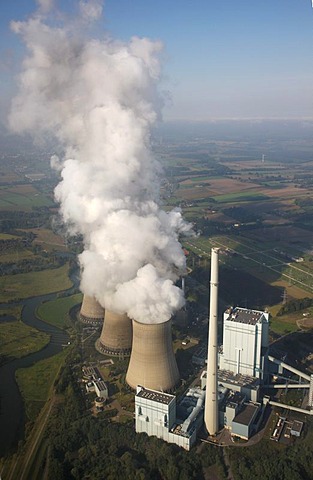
[212,191,269,203]
[269,316,299,335]
[0,304,22,321]
[1,249,34,263]
[0,320,49,360]
[37,293,83,329]
[16,349,69,421]
[0,186,54,210]
[0,233,19,240]
[0,263,73,302]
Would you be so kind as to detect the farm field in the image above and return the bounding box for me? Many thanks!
[162,145,313,311]
[0,184,54,210]
[0,263,73,302]
[20,227,67,252]
[1,249,34,263]
[16,349,69,421]
[0,320,49,360]
[37,293,83,329]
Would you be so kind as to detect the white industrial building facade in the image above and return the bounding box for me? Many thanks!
[135,386,204,450]
[219,307,269,379]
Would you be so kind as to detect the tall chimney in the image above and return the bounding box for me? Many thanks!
[126,319,180,392]
[98,310,132,356]
[204,247,219,435]
[80,294,104,325]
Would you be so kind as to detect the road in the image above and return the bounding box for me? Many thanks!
[5,394,58,480]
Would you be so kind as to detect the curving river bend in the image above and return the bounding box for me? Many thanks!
[0,289,75,457]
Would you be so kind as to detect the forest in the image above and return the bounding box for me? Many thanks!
[44,365,226,480]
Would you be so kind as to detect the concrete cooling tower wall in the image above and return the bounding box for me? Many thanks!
[80,294,104,325]
[97,310,133,356]
[126,319,180,392]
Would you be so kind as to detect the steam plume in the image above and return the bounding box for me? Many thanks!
[9,1,191,324]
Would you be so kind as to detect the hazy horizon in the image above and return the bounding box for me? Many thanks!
[1,0,313,123]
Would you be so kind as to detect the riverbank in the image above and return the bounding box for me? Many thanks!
[0,276,79,457]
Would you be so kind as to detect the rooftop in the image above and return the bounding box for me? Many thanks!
[136,387,175,405]
[94,380,107,391]
[233,403,259,426]
[291,420,303,433]
[226,391,246,409]
[225,307,265,326]
[218,369,260,389]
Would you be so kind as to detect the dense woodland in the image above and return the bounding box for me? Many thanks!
[228,423,313,480]
[277,297,313,316]
[45,365,226,480]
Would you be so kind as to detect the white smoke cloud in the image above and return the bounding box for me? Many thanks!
[79,0,103,20]
[36,0,54,14]
[9,1,192,324]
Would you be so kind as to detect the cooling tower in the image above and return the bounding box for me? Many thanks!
[126,319,180,392]
[204,247,219,436]
[80,294,104,325]
[98,310,132,356]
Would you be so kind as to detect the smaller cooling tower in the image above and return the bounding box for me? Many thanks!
[126,319,180,392]
[80,294,104,325]
[98,310,132,356]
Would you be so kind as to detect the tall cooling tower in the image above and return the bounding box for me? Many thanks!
[98,310,132,356]
[80,294,104,325]
[126,319,180,392]
[204,247,219,436]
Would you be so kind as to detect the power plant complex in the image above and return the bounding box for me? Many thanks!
[80,248,313,450]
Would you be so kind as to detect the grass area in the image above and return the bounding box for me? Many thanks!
[0,320,49,360]
[270,316,299,335]
[20,227,67,252]
[37,293,82,329]
[16,348,68,421]
[0,185,54,210]
[0,263,73,302]
[211,191,268,203]
[0,233,19,240]
[1,249,34,263]
[0,304,22,321]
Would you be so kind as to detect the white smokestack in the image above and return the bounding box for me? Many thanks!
[204,247,219,436]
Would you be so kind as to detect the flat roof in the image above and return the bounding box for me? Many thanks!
[225,307,264,325]
[233,403,259,426]
[94,380,107,390]
[291,420,303,433]
[136,387,175,405]
[218,369,259,389]
[226,391,245,408]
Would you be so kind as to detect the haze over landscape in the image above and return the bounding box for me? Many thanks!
[1,0,313,122]
[1,1,313,480]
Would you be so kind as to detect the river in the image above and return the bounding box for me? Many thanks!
[0,284,78,457]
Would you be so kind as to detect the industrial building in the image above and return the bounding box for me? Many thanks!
[135,386,204,450]
[219,306,269,380]
[220,391,262,440]
[201,248,268,440]
[82,365,109,400]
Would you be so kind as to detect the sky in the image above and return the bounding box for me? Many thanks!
[1,0,313,122]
